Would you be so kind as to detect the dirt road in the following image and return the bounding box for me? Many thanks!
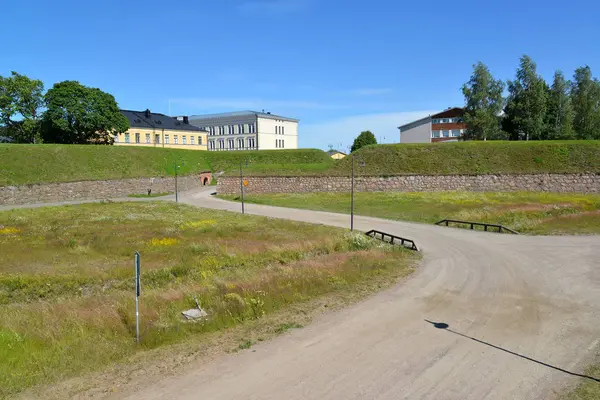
[5,189,598,399]
[115,188,600,399]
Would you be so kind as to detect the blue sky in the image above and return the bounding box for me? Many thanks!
[3,0,600,150]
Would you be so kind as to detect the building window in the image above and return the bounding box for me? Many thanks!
[155,134,160,144]
[198,136,203,145]
[190,136,195,145]
[282,139,284,148]
[209,140,215,150]
[114,134,119,143]
[451,130,461,137]
[276,139,278,148]
[237,138,244,149]
[218,140,224,149]
[124,133,130,143]
[183,136,187,144]
[442,130,449,137]
[282,126,285,135]
[249,123,255,133]
[432,130,441,138]
[145,133,151,143]
[432,119,439,124]
[238,124,244,134]
[174,135,178,144]
[135,132,140,143]
[229,125,235,135]
[221,126,226,135]
[247,137,255,148]
[165,134,170,144]
[209,127,214,136]
[228,139,234,149]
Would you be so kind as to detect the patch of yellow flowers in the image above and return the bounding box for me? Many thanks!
[149,237,178,247]
[181,220,217,229]
[0,226,20,235]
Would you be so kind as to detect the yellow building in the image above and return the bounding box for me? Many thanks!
[115,109,208,150]
[327,150,347,159]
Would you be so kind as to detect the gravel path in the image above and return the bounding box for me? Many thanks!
[4,188,599,399]
[119,188,600,400]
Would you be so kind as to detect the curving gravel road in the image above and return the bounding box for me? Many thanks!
[6,189,597,399]
[117,188,600,400]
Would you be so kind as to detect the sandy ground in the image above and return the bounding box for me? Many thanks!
[5,188,600,399]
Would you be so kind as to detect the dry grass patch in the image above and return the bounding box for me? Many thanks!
[0,202,418,397]
[221,191,600,235]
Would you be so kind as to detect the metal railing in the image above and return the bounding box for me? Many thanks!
[435,219,519,234]
[365,230,419,251]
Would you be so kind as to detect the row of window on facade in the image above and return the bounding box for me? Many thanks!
[275,126,285,135]
[431,117,463,124]
[275,139,285,148]
[202,123,257,136]
[208,137,256,150]
[432,129,462,138]
[116,133,204,145]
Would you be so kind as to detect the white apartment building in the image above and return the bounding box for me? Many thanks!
[182,111,299,151]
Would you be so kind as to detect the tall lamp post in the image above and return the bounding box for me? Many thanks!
[239,159,248,214]
[173,160,185,203]
[350,155,365,231]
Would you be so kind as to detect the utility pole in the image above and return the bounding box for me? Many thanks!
[351,155,355,231]
[350,155,365,231]
[239,161,245,214]
[175,162,179,203]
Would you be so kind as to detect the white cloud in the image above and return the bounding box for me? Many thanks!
[347,88,393,96]
[300,111,435,150]
[238,0,310,14]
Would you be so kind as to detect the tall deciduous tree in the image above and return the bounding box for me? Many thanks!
[545,71,574,139]
[42,81,129,144]
[461,62,505,140]
[503,55,548,140]
[571,66,600,140]
[350,130,377,152]
[0,71,44,143]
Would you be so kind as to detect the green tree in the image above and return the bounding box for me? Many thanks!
[503,55,548,140]
[545,71,574,139]
[461,62,505,140]
[571,66,600,139]
[42,81,129,144]
[0,71,44,143]
[350,130,377,152]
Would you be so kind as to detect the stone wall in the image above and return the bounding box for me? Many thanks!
[217,174,600,195]
[0,172,212,205]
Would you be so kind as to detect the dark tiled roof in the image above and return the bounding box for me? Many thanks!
[189,110,299,123]
[120,110,206,132]
[431,107,464,118]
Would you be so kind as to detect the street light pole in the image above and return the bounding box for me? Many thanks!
[351,155,355,231]
[239,161,245,214]
[175,162,179,203]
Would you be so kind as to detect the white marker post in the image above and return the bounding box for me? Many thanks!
[134,251,141,344]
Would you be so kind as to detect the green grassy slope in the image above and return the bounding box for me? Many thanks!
[0,145,331,186]
[1,141,599,186]
[330,141,600,176]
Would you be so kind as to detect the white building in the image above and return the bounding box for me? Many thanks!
[182,111,299,151]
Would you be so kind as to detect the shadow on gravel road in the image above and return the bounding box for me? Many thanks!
[424,319,600,384]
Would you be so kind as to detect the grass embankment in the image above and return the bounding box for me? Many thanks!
[0,144,332,186]
[0,202,416,396]
[220,192,600,235]
[3,141,599,186]
[328,141,600,176]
